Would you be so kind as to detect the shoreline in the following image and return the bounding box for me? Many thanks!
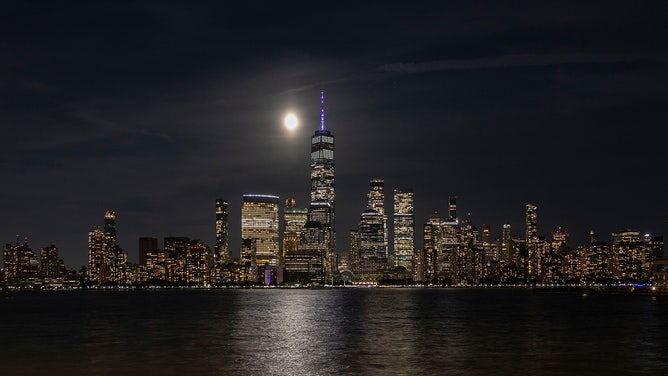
[5,284,668,296]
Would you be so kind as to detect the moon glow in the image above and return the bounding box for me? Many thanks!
[284,113,298,130]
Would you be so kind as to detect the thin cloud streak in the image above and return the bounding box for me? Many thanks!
[279,76,357,95]
[380,52,668,73]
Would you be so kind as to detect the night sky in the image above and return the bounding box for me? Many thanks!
[2,1,667,268]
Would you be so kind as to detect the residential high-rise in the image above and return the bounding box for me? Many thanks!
[241,194,280,267]
[185,239,211,285]
[87,211,129,285]
[3,240,38,286]
[87,226,105,282]
[215,198,230,265]
[393,188,415,272]
[40,244,61,277]
[309,91,336,280]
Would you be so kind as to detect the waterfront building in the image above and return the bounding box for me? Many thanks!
[538,236,560,284]
[582,240,612,283]
[651,257,668,287]
[87,211,129,284]
[3,240,38,286]
[285,219,326,284]
[393,188,415,273]
[241,194,280,267]
[40,244,61,278]
[164,236,190,282]
[145,249,168,281]
[284,222,325,285]
[87,226,106,283]
[185,240,211,285]
[611,229,645,282]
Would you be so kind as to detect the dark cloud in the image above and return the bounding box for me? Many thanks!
[25,132,180,169]
[380,52,668,73]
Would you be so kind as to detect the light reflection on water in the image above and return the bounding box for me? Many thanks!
[1,289,667,375]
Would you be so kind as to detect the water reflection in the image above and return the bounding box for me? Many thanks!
[1,289,667,375]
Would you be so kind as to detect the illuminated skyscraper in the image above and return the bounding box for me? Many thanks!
[88,211,128,284]
[423,213,442,283]
[164,236,190,282]
[440,216,461,284]
[356,208,387,283]
[104,210,117,245]
[309,91,336,279]
[501,224,512,263]
[215,198,230,265]
[393,188,414,272]
[87,226,106,282]
[367,179,388,256]
[460,218,481,284]
[525,204,539,280]
[368,180,385,214]
[241,194,280,267]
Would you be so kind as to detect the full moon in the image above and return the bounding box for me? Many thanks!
[284,113,298,130]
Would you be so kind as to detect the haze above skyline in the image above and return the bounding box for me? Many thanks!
[2,1,667,267]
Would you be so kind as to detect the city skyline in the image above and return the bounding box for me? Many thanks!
[2,2,667,268]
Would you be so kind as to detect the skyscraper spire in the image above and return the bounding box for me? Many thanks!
[320,90,325,131]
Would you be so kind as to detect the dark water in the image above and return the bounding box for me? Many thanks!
[1,288,667,375]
